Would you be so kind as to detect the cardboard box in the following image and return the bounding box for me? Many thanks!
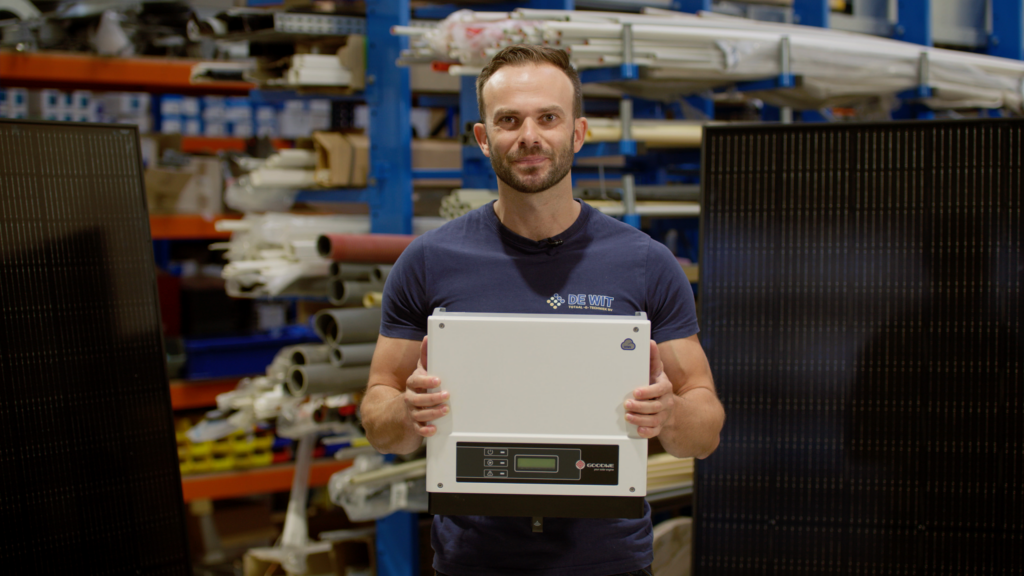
[255,105,277,123]
[8,88,27,108]
[225,97,253,122]
[313,132,369,187]
[161,115,184,134]
[71,90,92,110]
[144,156,223,215]
[177,157,224,216]
[182,96,200,116]
[409,62,461,93]
[412,138,461,169]
[160,95,183,116]
[28,89,63,117]
[103,92,149,116]
[184,118,202,136]
[229,121,254,138]
[204,122,227,137]
[145,168,194,214]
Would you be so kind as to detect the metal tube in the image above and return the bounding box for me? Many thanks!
[329,262,377,281]
[329,279,382,306]
[317,233,416,263]
[621,174,637,216]
[575,184,701,202]
[330,342,377,368]
[620,98,633,141]
[780,34,791,76]
[289,344,331,366]
[313,307,383,346]
[280,432,315,570]
[286,364,372,396]
[622,23,634,64]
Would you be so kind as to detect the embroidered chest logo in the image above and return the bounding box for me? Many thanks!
[546,293,565,309]
[566,293,615,312]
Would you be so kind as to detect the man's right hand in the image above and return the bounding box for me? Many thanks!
[404,336,449,437]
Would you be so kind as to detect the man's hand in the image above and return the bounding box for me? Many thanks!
[624,340,676,439]
[404,336,449,437]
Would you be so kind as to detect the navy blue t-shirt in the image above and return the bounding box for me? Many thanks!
[381,200,698,576]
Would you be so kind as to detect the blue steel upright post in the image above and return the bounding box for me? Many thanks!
[792,0,829,28]
[460,75,497,190]
[366,5,418,572]
[366,0,413,234]
[792,0,829,122]
[673,0,710,12]
[989,0,1024,61]
[894,0,931,47]
[892,0,934,120]
[675,0,714,119]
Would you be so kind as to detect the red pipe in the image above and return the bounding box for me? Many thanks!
[317,233,416,263]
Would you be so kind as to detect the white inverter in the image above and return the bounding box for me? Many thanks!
[425,308,650,519]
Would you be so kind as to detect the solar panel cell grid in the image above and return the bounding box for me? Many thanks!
[697,119,1023,575]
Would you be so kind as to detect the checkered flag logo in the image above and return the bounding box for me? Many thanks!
[547,293,565,309]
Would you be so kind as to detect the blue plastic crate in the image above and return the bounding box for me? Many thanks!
[182,324,320,379]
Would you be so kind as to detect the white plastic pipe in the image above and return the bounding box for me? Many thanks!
[290,344,331,366]
[286,364,372,396]
[330,342,377,368]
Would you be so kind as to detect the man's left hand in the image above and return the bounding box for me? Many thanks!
[624,341,675,439]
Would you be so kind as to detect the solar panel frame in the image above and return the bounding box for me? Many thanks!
[696,118,1023,576]
[0,119,192,575]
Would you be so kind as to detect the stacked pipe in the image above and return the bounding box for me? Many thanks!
[394,7,1024,113]
[224,149,319,212]
[211,213,371,298]
[327,262,393,306]
[282,306,384,397]
[213,215,442,299]
[315,233,413,306]
[294,231,419,393]
[439,189,499,220]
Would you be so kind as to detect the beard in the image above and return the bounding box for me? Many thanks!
[488,134,575,194]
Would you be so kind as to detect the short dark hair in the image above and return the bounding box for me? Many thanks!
[476,45,583,122]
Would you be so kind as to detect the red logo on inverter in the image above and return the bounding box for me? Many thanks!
[576,460,585,470]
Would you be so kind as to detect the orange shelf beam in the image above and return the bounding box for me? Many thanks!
[149,214,240,240]
[0,51,254,94]
[180,136,293,154]
[181,459,352,502]
[169,378,241,410]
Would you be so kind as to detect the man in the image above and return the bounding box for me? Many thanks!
[361,45,724,576]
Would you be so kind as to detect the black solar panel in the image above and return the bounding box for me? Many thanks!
[0,120,191,574]
[697,119,1023,575]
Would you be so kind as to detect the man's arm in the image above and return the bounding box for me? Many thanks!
[361,334,449,455]
[626,336,724,459]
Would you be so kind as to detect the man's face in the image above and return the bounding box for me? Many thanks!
[475,63,585,194]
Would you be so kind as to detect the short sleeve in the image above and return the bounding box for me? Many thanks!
[645,238,699,343]
[380,235,431,340]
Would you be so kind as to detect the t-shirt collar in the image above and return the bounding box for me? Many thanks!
[485,198,591,252]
